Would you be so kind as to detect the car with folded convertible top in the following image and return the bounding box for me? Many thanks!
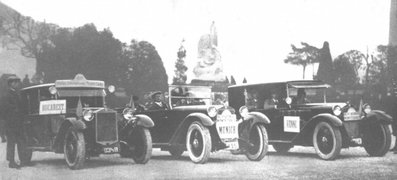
[228,80,393,160]
[131,85,270,164]
[19,74,154,169]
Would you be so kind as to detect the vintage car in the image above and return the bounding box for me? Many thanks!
[19,74,154,169]
[134,85,269,164]
[228,80,393,160]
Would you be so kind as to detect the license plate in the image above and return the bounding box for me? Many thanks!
[216,121,239,139]
[344,112,361,121]
[103,146,119,154]
[225,140,239,150]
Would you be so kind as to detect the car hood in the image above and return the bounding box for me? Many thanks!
[172,105,224,111]
[299,102,348,109]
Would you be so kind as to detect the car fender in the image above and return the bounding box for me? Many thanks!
[53,117,86,153]
[169,113,214,145]
[244,112,271,124]
[365,110,393,124]
[307,113,343,127]
[135,114,155,128]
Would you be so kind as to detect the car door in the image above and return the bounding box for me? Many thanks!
[141,109,172,143]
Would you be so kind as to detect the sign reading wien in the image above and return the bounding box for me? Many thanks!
[39,100,66,115]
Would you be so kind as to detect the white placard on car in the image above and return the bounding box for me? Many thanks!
[283,116,300,133]
[39,100,66,115]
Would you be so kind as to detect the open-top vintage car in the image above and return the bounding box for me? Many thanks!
[135,85,269,163]
[20,74,154,169]
[228,80,393,160]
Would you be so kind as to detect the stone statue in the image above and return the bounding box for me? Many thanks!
[193,21,225,81]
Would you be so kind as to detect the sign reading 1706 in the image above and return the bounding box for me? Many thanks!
[39,100,67,115]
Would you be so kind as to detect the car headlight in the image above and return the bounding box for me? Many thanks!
[363,104,371,114]
[83,110,94,121]
[123,108,135,120]
[239,106,249,119]
[108,85,115,93]
[207,106,218,118]
[333,106,342,116]
[49,86,57,95]
[285,97,292,105]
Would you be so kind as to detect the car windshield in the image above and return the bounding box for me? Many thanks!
[288,87,326,104]
[169,86,212,107]
[58,88,105,108]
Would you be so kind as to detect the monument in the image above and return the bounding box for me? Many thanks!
[192,21,225,82]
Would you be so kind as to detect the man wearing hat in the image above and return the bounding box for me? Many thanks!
[2,76,26,169]
[148,91,169,110]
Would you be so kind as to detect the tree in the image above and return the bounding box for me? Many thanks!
[242,77,247,83]
[284,42,320,79]
[316,41,334,84]
[172,41,188,85]
[122,40,168,98]
[0,10,57,73]
[230,75,236,85]
[333,50,365,94]
[225,76,229,84]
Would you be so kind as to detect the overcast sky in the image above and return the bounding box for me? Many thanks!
[1,0,391,84]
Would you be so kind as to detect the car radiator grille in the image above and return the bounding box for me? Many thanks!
[95,111,118,144]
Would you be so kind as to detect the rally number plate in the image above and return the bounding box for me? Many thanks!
[103,146,119,154]
[344,112,361,121]
[225,140,239,150]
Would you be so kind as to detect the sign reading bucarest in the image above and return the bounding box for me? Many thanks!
[40,100,66,115]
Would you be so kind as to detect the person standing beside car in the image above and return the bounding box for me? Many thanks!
[2,76,27,169]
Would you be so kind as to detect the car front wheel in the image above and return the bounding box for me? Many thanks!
[129,127,152,164]
[186,122,211,164]
[64,127,86,170]
[313,121,342,160]
[245,124,268,161]
[363,123,391,157]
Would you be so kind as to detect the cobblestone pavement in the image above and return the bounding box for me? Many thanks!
[0,142,396,180]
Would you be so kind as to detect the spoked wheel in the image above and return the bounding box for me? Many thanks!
[64,127,86,170]
[245,124,268,161]
[168,146,184,158]
[313,122,342,160]
[363,123,391,157]
[273,143,293,153]
[186,122,211,164]
[128,127,152,164]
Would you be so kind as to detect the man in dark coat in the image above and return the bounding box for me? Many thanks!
[147,91,169,110]
[3,76,26,169]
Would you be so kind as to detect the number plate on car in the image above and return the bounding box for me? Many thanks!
[225,140,239,150]
[344,112,361,121]
[103,146,119,154]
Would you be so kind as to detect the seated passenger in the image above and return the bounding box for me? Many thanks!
[293,89,309,104]
[147,91,169,110]
[264,92,279,110]
[132,95,145,112]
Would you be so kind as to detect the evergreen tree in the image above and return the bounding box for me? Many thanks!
[243,77,247,83]
[172,42,188,85]
[230,75,236,85]
[225,76,230,84]
[316,41,334,84]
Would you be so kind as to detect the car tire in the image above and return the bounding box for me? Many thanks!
[130,127,152,164]
[272,143,293,153]
[119,141,132,158]
[186,122,211,164]
[64,126,86,170]
[168,146,184,158]
[363,123,391,157]
[313,121,342,160]
[245,124,268,161]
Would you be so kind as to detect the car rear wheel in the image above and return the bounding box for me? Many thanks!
[363,123,391,157]
[64,127,86,170]
[245,124,268,161]
[186,122,211,164]
[272,143,293,153]
[129,127,152,164]
[313,121,342,160]
[168,146,184,158]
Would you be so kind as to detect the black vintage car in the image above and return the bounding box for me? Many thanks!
[136,85,269,164]
[20,74,154,169]
[228,80,393,160]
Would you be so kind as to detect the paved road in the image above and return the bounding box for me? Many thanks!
[0,142,396,180]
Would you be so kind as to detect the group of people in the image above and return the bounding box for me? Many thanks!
[263,88,309,110]
[0,76,32,169]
